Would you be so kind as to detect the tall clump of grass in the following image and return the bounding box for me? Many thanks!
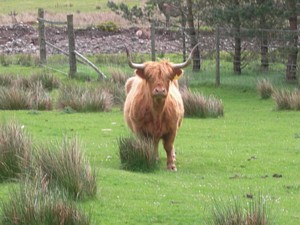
[256,79,274,99]
[118,136,158,172]
[210,194,271,225]
[107,68,130,106]
[0,86,29,110]
[28,81,53,110]
[0,180,91,225]
[0,76,54,110]
[181,88,224,118]
[272,89,293,110]
[29,71,60,91]
[0,120,32,181]
[34,136,97,200]
[57,84,113,112]
[0,74,14,86]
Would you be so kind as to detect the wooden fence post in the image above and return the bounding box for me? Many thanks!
[38,8,46,65]
[67,14,77,78]
[215,26,220,87]
[150,22,156,61]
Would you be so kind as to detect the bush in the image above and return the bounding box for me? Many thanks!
[210,194,271,225]
[57,84,113,112]
[34,136,97,200]
[181,88,224,118]
[0,120,32,181]
[257,79,274,99]
[118,136,158,172]
[0,181,90,225]
[96,21,118,32]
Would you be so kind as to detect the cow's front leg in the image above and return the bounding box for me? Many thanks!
[154,139,160,162]
[163,133,177,171]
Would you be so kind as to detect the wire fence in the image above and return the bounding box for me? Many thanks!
[141,24,300,87]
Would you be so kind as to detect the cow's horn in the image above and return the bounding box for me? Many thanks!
[125,46,145,70]
[172,42,201,69]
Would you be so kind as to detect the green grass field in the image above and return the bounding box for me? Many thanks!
[0,0,140,14]
[0,62,300,224]
[1,1,300,223]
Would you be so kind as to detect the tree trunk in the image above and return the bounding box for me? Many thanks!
[258,0,269,71]
[233,34,242,75]
[233,0,241,75]
[286,0,298,81]
[186,0,200,72]
[261,34,269,72]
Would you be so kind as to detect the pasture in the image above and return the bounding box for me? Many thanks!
[1,1,300,224]
[0,63,300,224]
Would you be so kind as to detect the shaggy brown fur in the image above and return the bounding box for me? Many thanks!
[124,60,184,171]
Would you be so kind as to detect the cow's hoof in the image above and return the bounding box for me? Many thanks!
[167,164,177,171]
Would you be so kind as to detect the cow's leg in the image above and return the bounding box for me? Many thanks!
[163,133,177,171]
[153,138,160,161]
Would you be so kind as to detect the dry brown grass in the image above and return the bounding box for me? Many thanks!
[0,11,131,27]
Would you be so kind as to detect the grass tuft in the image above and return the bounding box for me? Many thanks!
[272,89,300,111]
[256,79,274,99]
[0,120,32,182]
[34,136,97,200]
[57,84,113,112]
[28,81,53,110]
[0,181,90,225]
[118,136,158,172]
[0,86,29,110]
[29,71,60,91]
[181,88,224,118]
[210,194,271,225]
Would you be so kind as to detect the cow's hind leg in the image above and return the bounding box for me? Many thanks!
[163,133,177,171]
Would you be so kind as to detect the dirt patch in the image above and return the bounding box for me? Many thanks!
[0,23,188,55]
[0,23,218,57]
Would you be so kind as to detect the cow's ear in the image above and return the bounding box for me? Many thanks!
[135,69,147,80]
[171,68,183,81]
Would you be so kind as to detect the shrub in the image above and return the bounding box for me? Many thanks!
[57,84,113,112]
[210,194,271,225]
[0,120,32,181]
[0,86,29,110]
[118,136,158,172]
[0,181,90,225]
[181,88,224,118]
[96,21,118,32]
[34,136,97,200]
[257,79,274,99]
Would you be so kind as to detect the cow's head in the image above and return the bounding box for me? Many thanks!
[126,44,199,104]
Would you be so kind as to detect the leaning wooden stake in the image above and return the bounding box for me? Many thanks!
[74,51,107,80]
